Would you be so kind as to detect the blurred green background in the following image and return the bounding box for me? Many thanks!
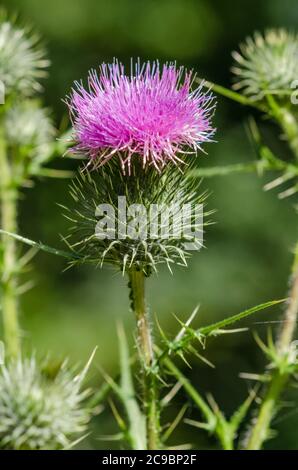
[1,0,297,449]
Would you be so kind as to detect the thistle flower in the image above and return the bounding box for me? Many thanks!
[232,29,298,101]
[67,60,215,170]
[64,161,209,275]
[0,357,91,450]
[0,9,48,98]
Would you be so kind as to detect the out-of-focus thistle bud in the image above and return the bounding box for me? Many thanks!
[64,161,209,276]
[4,100,56,180]
[0,357,92,450]
[232,29,298,101]
[3,100,56,186]
[0,9,49,99]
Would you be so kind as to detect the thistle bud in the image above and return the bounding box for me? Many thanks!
[0,9,49,99]
[232,30,298,101]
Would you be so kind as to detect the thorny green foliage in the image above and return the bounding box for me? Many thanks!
[186,28,298,450]
[100,300,284,450]
[0,355,94,450]
[63,159,210,275]
[0,16,297,451]
[192,31,298,202]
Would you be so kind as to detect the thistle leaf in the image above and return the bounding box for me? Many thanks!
[0,230,81,260]
[199,299,286,337]
[188,161,264,178]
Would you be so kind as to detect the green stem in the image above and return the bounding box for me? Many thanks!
[246,244,298,450]
[0,130,20,358]
[246,371,287,450]
[128,270,160,450]
[197,78,266,112]
[187,161,267,178]
[162,354,234,450]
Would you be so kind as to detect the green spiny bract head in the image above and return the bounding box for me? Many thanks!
[64,160,209,276]
[232,29,298,101]
[4,100,56,182]
[0,9,48,99]
[0,357,91,450]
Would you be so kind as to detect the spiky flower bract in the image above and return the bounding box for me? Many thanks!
[0,9,48,98]
[0,357,91,450]
[232,29,298,101]
[67,60,215,171]
[64,161,209,276]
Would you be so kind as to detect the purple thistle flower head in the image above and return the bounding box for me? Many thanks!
[67,60,215,171]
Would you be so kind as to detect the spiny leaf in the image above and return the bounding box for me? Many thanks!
[37,168,74,178]
[174,306,199,343]
[230,389,258,433]
[96,433,124,442]
[86,381,112,409]
[184,418,213,432]
[161,381,183,408]
[161,352,215,427]
[76,347,97,386]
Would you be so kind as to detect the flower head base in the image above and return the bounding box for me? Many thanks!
[232,29,298,101]
[0,9,49,98]
[67,61,215,171]
[64,161,209,276]
[0,357,91,450]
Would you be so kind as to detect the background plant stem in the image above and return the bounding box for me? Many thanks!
[128,269,160,450]
[0,129,20,358]
[267,95,298,160]
[246,242,298,450]
[278,244,298,352]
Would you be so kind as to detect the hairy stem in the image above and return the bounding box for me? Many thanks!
[128,270,160,450]
[278,245,298,352]
[246,243,298,450]
[0,130,20,358]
